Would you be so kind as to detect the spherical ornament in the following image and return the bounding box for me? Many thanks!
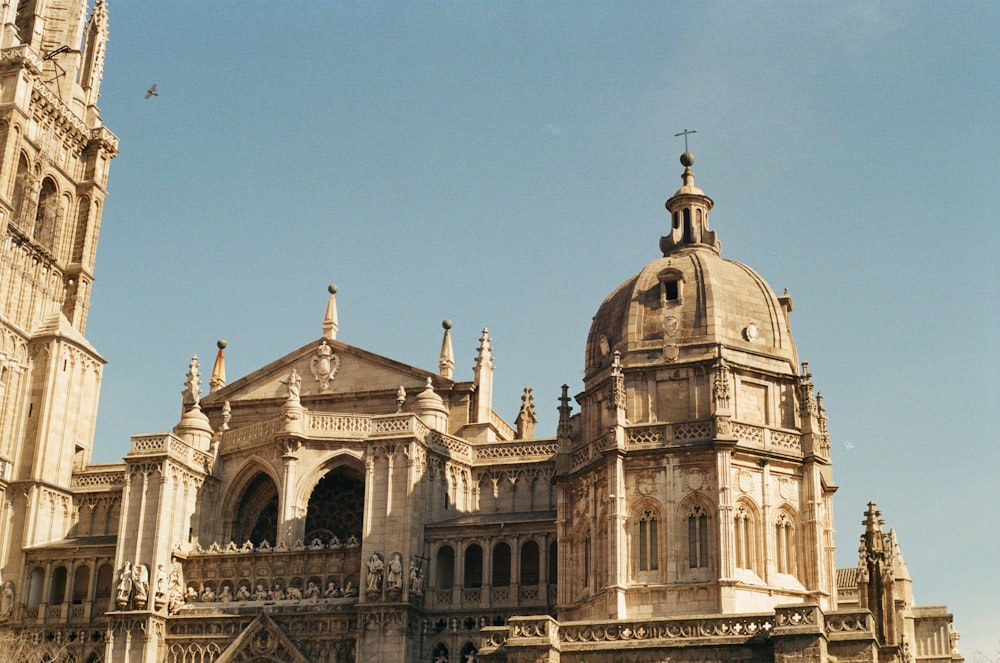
[217,339,227,349]
[328,284,338,295]
[680,151,695,167]
[442,319,453,330]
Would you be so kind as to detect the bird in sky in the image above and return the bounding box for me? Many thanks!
[145,84,157,99]
[843,440,855,451]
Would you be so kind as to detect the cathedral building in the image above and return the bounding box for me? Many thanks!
[0,2,964,662]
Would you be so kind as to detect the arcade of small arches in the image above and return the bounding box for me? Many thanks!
[22,559,116,615]
[431,539,557,594]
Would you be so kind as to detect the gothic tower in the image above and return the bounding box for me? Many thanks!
[557,151,837,621]
[0,0,117,589]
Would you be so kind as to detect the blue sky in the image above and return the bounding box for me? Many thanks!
[87,2,998,655]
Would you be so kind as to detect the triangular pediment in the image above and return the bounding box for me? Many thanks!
[203,337,458,407]
[215,612,310,663]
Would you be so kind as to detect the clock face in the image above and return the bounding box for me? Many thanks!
[743,323,759,342]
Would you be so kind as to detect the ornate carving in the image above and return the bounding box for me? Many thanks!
[310,339,341,390]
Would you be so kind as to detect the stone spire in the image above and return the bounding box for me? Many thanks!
[439,319,455,379]
[516,387,537,439]
[175,356,212,451]
[322,284,339,340]
[472,328,494,424]
[660,151,720,255]
[181,356,202,413]
[209,339,227,393]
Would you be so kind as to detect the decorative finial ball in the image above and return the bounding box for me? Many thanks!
[217,339,227,349]
[328,283,338,295]
[442,319,453,330]
[680,151,694,168]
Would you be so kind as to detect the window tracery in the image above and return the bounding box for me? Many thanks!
[304,467,365,544]
[687,505,709,568]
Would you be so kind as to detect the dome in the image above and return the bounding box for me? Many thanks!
[585,158,798,385]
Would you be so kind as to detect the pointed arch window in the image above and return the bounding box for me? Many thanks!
[734,504,756,571]
[775,512,796,575]
[637,509,659,572]
[687,505,709,568]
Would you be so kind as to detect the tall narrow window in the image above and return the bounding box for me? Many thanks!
[638,509,659,572]
[775,512,796,575]
[734,505,755,571]
[464,544,483,588]
[688,506,709,568]
[664,280,679,301]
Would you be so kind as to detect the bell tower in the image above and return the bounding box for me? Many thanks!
[0,0,117,588]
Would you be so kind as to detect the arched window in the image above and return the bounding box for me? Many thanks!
[687,505,709,568]
[775,512,796,575]
[460,642,478,663]
[232,471,279,546]
[734,503,756,572]
[12,154,31,230]
[463,544,483,588]
[431,643,449,662]
[520,540,540,586]
[27,567,45,606]
[95,563,114,608]
[492,542,511,587]
[72,565,90,604]
[304,466,365,545]
[34,177,61,254]
[435,545,455,590]
[637,508,659,572]
[71,196,90,263]
[49,565,68,604]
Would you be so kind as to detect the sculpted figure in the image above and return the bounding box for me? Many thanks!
[386,553,403,591]
[342,579,357,597]
[116,562,133,609]
[185,586,199,602]
[236,584,251,601]
[285,368,301,401]
[132,563,149,608]
[366,553,384,593]
[253,584,268,601]
[0,582,14,621]
[286,585,303,601]
[324,581,339,598]
[304,582,320,601]
[218,585,233,602]
[409,565,423,596]
[269,583,285,601]
[200,585,216,602]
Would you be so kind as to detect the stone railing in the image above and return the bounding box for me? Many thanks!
[476,440,558,461]
[824,610,873,638]
[620,420,802,456]
[71,464,126,489]
[222,418,281,451]
[559,613,775,646]
[129,434,173,455]
[129,434,210,470]
[429,431,473,461]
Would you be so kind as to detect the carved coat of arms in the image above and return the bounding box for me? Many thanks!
[311,340,341,390]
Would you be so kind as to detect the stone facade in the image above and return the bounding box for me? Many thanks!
[0,3,964,663]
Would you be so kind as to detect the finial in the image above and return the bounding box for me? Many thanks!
[396,385,406,413]
[210,340,227,393]
[182,355,202,410]
[323,284,339,340]
[439,319,455,379]
[516,387,538,440]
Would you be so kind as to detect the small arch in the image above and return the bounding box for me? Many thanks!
[435,545,455,590]
[230,470,279,546]
[71,196,90,263]
[774,505,799,576]
[519,540,540,586]
[548,540,558,584]
[49,565,68,604]
[491,542,511,587]
[27,566,45,606]
[431,642,449,662]
[630,498,663,576]
[463,544,483,588]
[34,177,61,254]
[72,564,91,604]
[95,563,113,609]
[679,496,713,571]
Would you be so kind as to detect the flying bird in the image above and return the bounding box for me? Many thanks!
[843,440,854,451]
[145,84,157,99]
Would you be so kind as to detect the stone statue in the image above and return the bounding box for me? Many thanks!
[218,585,233,602]
[115,562,133,609]
[286,585,303,601]
[236,584,251,601]
[285,368,301,401]
[342,579,357,597]
[366,553,384,593]
[132,563,149,608]
[387,553,403,591]
[409,565,423,596]
[253,584,268,601]
[0,582,14,621]
[324,580,339,598]
[200,585,216,602]
[153,564,168,610]
[304,582,320,601]
[269,583,285,601]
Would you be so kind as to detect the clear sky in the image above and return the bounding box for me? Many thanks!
[86,2,998,656]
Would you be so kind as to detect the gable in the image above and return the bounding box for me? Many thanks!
[215,612,310,663]
[204,337,453,406]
